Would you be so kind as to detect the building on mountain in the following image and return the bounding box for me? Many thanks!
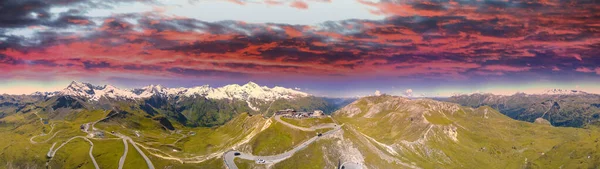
[277,109,325,118]
[312,110,324,117]
[88,130,105,138]
[300,112,310,117]
[277,109,296,116]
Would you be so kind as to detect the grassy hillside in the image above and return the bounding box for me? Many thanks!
[240,120,316,156]
[280,117,334,128]
[257,96,342,117]
[333,95,600,168]
[0,95,270,169]
[4,93,600,169]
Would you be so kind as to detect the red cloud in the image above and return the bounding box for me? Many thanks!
[2,1,600,83]
[576,67,600,75]
[67,19,91,25]
[290,1,308,9]
[264,0,284,5]
[358,0,447,17]
[225,0,246,5]
[481,65,531,72]
[576,67,594,73]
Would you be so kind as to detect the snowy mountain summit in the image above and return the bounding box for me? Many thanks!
[535,89,588,95]
[56,81,309,101]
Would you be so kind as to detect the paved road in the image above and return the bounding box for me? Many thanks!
[46,136,100,169]
[223,122,342,169]
[88,110,155,169]
[113,133,156,169]
[341,162,363,169]
[40,109,157,169]
[30,123,57,144]
[129,138,155,169]
[93,110,155,169]
[118,138,128,169]
[30,130,63,144]
[274,115,339,132]
[135,119,271,164]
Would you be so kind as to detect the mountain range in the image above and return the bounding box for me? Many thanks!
[2,81,350,127]
[446,90,600,128]
[36,81,308,108]
[1,84,600,168]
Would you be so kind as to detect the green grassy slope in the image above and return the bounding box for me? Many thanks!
[91,139,125,169]
[241,120,316,156]
[280,117,333,128]
[333,95,600,168]
[0,96,269,169]
[5,93,600,169]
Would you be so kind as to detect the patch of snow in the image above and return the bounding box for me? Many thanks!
[536,89,587,95]
[246,100,260,111]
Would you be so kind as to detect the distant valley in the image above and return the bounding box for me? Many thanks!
[446,90,600,128]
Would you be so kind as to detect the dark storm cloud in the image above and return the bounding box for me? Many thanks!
[0,0,155,29]
[258,47,364,64]
[122,64,163,71]
[83,61,111,69]
[0,54,21,65]
[163,40,249,54]
[0,0,52,28]
[219,62,301,70]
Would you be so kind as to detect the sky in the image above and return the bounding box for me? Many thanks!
[0,0,599,97]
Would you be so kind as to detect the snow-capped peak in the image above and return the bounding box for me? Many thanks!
[59,81,97,98]
[53,81,309,101]
[59,81,142,100]
[243,81,260,88]
[538,89,587,95]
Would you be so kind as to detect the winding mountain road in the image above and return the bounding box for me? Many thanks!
[46,136,100,169]
[41,109,156,169]
[223,116,342,169]
[112,133,155,169]
[118,138,128,169]
[30,123,61,144]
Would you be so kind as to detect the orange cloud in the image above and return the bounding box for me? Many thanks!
[290,1,308,9]
[576,67,594,73]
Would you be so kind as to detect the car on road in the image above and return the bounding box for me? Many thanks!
[317,133,323,137]
[234,152,241,156]
[256,159,266,164]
